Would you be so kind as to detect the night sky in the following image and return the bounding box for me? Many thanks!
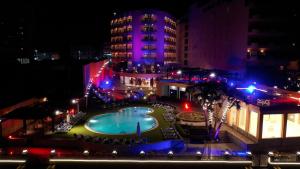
[0,0,195,107]
[1,0,194,54]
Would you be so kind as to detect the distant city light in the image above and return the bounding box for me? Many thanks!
[105,81,109,85]
[177,70,182,75]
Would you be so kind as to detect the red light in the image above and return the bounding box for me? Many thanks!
[69,109,75,115]
[8,135,13,139]
[184,103,190,111]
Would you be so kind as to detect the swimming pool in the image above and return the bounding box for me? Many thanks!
[85,107,158,135]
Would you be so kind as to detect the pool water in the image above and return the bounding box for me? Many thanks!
[85,107,158,135]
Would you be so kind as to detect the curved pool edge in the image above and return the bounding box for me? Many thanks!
[119,106,155,114]
[83,107,159,135]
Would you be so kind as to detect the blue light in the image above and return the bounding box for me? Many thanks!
[99,79,113,89]
[233,151,248,157]
[230,82,234,87]
[246,85,256,93]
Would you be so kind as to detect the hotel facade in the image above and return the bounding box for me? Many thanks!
[111,10,177,69]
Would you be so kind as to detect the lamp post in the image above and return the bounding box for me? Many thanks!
[71,99,80,114]
[85,95,88,109]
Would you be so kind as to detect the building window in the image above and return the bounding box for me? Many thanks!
[228,107,237,126]
[238,108,247,130]
[184,60,188,65]
[185,24,188,30]
[184,53,188,58]
[184,39,188,44]
[184,32,188,37]
[286,113,300,137]
[249,111,258,137]
[262,114,283,139]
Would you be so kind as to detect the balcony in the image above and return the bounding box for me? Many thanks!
[164,26,176,35]
[142,35,156,41]
[164,48,176,52]
[143,53,157,58]
[142,45,156,50]
[141,14,156,23]
[164,16,176,28]
[164,52,176,58]
[142,26,156,33]
[111,16,133,27]
[164,37,176,44]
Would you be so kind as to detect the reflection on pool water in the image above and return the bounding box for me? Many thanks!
[85,107,158,135]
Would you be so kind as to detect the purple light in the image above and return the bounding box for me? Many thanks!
[105,81,109,85]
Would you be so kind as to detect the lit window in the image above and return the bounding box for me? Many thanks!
[286,113,300,137]
[228,107,237,126]
[249,111,258,137]
[238,108,247,130]
[262,114,283,139]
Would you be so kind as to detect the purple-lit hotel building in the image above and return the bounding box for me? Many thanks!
[111,10,177,69]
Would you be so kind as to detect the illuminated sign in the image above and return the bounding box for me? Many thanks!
[257,99,270,107]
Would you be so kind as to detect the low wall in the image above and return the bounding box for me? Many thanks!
[130,139,185,154]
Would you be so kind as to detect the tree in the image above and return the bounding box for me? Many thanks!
[214,96,240,140]
[187,81,226,135]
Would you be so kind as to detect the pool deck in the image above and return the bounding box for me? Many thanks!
[56,104,171,142]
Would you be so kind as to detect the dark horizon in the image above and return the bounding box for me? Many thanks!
[1,0,194,62]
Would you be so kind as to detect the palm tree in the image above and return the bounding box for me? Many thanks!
[213,82,247,140]
[214,96,240,140]
[186,81,225,136]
